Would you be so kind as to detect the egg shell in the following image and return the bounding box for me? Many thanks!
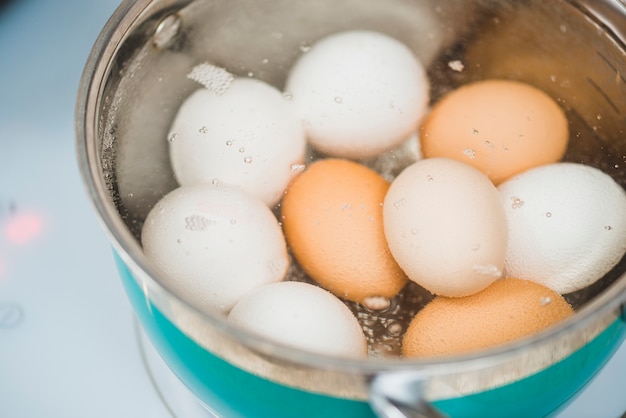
[228,281,367,358]
[141,185,289,314]
[168,77,306,207]
[420,79,569,184]
[383,158,508,297]
[498,162,626,294]
[281,158,408,304]
[285,30,429,159]
[402,278,574,357]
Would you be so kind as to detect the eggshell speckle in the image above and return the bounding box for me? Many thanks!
[402,278,574,357]
[286,30,429,159]
[383,158,508,297]
[168,77,306,207]
[498,162,626,294]
[420,79,568,184]
[281,159,408,304]
[141,185,289,314]
[228,281,367,358]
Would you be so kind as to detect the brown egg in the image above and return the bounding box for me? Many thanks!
[420,79,569,184]
[281,158,408,305]
[402,278,573,357]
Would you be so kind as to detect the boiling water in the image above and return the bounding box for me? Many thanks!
[101,0,626,360]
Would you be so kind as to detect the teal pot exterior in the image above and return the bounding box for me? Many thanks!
[115,252,626,418]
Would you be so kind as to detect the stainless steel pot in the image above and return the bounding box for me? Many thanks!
[76,1,626,416]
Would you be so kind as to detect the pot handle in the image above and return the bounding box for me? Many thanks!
[369,371,447,418]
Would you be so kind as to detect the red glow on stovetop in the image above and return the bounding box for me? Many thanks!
[4,212,44,245]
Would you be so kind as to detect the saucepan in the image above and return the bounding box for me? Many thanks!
[76,0,626,416]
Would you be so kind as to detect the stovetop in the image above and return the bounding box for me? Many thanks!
[0,1,624,417]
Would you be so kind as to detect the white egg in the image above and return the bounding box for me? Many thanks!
[168,77,306,207]
[228,282,367,358]
[285,30,429,159]
[141,185,289,314]
[498,163,626,294]
[383,158,508,297]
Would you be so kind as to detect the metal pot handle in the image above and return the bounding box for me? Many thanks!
[369,371,447,418]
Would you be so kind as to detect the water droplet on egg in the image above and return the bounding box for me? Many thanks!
[290,163,306,172]
[540,296,552,306]
[511,196,525,209]
[393,198,406,209]
[472,264,502,277]
[463,148,476,159]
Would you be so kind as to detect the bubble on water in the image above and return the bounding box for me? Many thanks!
[185,214,212,231]
[187,63,234,95]
[410,228,418,235]
[283,91,293,100]
[176,238,182,244]
[605,225,613,231]
[472,128,479,135]
[341,203,352,210]
[463,148,476,159]
[545,212,552,218]
[299,42,312,53]
[168,133,179,143]
[511,196,525,209]
[261,58,269,64]
[230,219,237,225]
[471,243,481,251]
[239,147,245,153]
[244,156,253,164]
[426,175,434,182]
[448,60,465,72]
[334,96,343,104]
[211,178,220,186]
[290,163,306,172]
[387,322,403,336]
[226,140,233,146]
[363,296,391,311]
[199,126,208,134]
[247,71,255,77]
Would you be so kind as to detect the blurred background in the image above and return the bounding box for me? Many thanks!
[0,0,625,417]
